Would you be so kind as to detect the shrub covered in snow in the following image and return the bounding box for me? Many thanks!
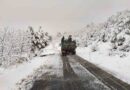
[0,27,31,68]
[29,26,52,56]
[91,43,99,52]
[99,10,130,52]
[70,10,130,55]
[0,26,52,68]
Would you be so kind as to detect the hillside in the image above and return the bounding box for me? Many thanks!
[73,10,130,54]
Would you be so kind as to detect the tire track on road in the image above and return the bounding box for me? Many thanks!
[61,56,78,79]
[67,55,110,90]
[73,55,130,90]
[29,54,64,90]
[61,56,85,90]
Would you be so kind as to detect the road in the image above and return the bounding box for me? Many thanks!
[30,55,130,90]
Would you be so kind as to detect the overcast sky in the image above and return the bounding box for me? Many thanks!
[0,0,130,33]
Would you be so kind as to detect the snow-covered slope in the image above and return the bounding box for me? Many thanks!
[73,10,130,53]
[100,10,130,52]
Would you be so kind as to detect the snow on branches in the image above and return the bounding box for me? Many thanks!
[0,26,52,68]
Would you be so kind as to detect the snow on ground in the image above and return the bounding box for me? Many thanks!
[40,41,61,56]
[16,54,63,90]
[0,43,62,90]
[77,42,130,84]
[0,57,45,90]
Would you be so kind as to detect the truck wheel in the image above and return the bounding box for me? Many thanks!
[73,51,76,55]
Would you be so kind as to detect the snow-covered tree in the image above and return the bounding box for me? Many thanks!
[0,26,52,68]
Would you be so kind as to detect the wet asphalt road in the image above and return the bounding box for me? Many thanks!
[30,55,130,90]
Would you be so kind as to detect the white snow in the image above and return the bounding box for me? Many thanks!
[77,43,130,84]
[0,57,46,90]
[0,43,62,90]
[40,42,60,56]
[15,53,63,90]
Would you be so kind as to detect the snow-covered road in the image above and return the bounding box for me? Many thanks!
[30,55,110,90]
[0,43,130,90]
